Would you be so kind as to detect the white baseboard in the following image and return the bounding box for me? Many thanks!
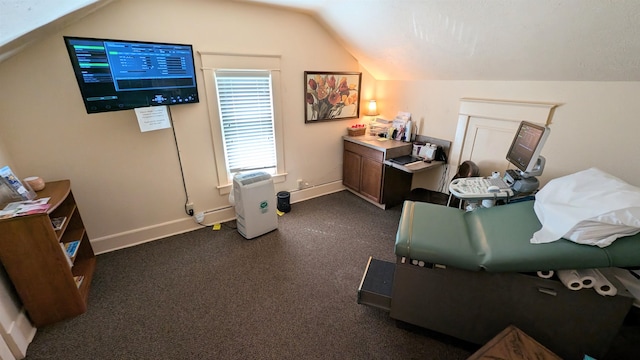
[3,309,36,359]
[91,181,346,254]
[289,180,345,204]
[0,337,15,360]
[91,206,236,255]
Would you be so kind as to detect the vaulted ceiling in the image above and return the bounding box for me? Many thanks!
[2,0,640,81]
[0,0,114,63]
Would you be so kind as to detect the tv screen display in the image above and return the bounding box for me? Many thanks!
[505,121,550,173]
[63,36,199,114]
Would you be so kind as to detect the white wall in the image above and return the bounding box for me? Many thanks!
[377,80,640,187]
[2,1,637,356]
[0,0,636,262]
[0,0,372,252]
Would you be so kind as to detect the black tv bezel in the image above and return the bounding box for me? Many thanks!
[63,36,199,114]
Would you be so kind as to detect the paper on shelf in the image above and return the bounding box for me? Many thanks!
[0,197,51,218]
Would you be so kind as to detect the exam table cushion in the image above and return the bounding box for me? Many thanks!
[395,200,640,272]
[395,201,480,270]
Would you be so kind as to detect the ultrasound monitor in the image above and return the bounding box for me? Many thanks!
[505,121,550,177]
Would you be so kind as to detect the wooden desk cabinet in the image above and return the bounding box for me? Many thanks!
[343,139,412,208]
[0,180,96,327]
[343,140,384,203]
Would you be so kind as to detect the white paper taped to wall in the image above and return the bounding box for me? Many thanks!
[135,106,171,132]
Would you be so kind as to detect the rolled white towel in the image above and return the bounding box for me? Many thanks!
[536,270,555,279]
[575,268,597,288]
[591,268,617,296]
[557,269,583,291]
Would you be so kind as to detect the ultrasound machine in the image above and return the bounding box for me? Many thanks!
[448,121,551,208]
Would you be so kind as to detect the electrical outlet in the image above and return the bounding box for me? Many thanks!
[297,179,304,190]
[186,202,194,216]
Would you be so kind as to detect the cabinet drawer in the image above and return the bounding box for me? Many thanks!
[344,141,384,162]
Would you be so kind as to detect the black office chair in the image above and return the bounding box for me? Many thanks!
[408,160,479,207]
[451,160,479,181]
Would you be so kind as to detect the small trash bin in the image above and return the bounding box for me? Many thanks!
[277,191,291,213]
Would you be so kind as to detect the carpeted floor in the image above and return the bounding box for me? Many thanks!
[24,190,640,359]
[25,190,474,359]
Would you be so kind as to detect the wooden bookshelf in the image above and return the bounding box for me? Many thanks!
[0,180,96,327]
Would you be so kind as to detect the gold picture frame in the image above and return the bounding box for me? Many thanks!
[304,71,361,123]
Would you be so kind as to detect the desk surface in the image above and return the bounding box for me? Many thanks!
[342,135,410,153]
[343,135,445,174]
[384,159,444,173]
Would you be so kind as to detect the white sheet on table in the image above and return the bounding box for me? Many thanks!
[531,167,640,247]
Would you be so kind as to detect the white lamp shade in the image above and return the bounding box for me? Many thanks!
[366,100,378,116]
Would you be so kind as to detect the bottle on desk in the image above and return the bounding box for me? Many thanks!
[404,120,412,142]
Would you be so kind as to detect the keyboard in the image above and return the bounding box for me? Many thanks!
[449,177,514,200]
[486,176,511,189]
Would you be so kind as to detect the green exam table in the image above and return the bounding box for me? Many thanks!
[359,200,639,359]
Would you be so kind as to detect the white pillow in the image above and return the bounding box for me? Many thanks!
[531,168,640,247]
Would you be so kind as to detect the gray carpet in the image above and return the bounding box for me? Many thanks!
[23,190,640,359]
[25,190,473,359]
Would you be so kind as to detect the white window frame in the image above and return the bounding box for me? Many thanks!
[215,70,277,175]
[200,52,286,195]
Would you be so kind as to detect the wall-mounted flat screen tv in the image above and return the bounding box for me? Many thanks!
[64,36,199,114]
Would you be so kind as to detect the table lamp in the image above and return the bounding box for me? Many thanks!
[366,100,378,116]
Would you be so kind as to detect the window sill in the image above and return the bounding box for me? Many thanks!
[216,172,288,196]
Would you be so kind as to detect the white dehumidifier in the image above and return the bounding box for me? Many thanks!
[232,171,277,239]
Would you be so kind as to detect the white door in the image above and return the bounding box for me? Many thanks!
[459,117,520,177]
[448,98,558,182]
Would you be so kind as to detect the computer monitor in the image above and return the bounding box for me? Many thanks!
[505,121,550,177]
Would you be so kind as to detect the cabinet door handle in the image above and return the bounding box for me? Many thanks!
[538,287,557,296]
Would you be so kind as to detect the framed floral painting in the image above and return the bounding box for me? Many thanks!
[304,71,361,123]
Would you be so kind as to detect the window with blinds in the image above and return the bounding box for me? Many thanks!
[214,70,277,174]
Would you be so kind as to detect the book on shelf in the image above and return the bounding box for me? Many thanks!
[65,240,81,259]
[51,216,67,231]
[74,275,84,288]
[59,242,73,268]
[0,197,51,219]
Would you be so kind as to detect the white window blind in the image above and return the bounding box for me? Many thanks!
[214,70,277,174]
